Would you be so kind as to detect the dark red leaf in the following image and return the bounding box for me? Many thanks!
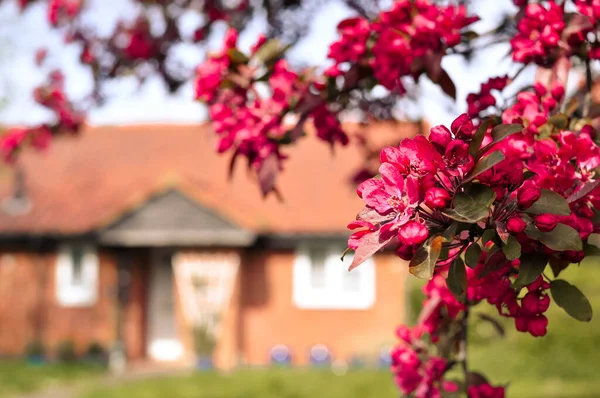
[567,180,600,203]
[356,207,395,223]
[438,69,456,100]
[257,154,280,197]
[348,229,393,271]
[228,149,240,180]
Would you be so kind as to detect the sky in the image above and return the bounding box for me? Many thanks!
[0,0,542,128]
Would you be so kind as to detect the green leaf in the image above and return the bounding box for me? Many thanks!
[443,184,496,223]
[513,254,547,289]
[253,39,290,64]
[227,48,250,64]
[551,280,593,322]
[502,235,521,261]
[549,256,570,278]
[548,113,569,129]
[523,170,538,181]
[525,189,571,215]
[481,229,497,246]
[409,235,444,280]
[491,123,524,142]
[586,233,600,251]
[465,243,482,269]
[447,257,467,299]
[537,124,553,139]
[469,119,492,156]
[476,124,524,158]
[464,151,505,184]
[525,223,583,251]
[442,222,459,242]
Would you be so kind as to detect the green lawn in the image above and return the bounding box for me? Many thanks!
[0,361,103,397]
[78,369,397,398]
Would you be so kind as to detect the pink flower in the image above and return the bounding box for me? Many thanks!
[521,291,550,314]
[444,139,474,176]
[381,135,444,177]
[429,125,452,149]
[468,383,506,398]
[510,1,565,65]
[398,221,429,246]
[0,128,28,163]
[347,221,377,250]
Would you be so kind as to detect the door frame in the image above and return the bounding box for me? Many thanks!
[146,248,184,362]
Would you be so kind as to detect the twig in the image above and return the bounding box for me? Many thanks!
[584,58,593,118]
[459,305,470,384]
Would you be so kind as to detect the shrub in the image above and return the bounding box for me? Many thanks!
[55,340,77,363]
[24,340,45,358]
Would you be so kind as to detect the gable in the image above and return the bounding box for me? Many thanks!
[99,189,255,247]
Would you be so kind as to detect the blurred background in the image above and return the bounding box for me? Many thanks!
[0,1,598,398]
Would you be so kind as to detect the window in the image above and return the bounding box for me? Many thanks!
[293,243,375,310]
[56,244,99,307]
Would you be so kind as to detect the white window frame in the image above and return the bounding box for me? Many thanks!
[293,243,376,310]
[56,243,99,307]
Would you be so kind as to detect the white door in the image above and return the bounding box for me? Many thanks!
[147,250,184,361]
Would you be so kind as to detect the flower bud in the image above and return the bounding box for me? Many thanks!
[396,244,415,261]
[424,188,451,209]
[395,325,412,343]
[450,113,475,139]
[551,82,565,101]
[506,216,527,234]
[517,182,541,209]
[534,214,558,232]
[398,221,429,246]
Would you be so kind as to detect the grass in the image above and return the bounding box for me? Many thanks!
[0,360,103,397]
[78,369,397,398]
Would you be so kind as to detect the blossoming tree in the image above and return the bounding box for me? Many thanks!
[3,0,600,396]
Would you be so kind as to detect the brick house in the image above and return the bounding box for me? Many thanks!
[0,121,423,369]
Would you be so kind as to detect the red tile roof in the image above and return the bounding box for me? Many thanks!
[0,121,423,235]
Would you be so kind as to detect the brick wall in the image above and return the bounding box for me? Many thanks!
[0,249,118,357]
[238,250,408,365]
